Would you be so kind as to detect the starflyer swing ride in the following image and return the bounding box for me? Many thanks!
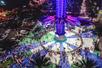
[38,0,83,53]
[19,0,97,66]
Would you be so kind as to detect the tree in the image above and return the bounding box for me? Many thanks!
[31,52,50,68]
[72,57,101,68]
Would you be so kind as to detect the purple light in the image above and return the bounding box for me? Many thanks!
[55,0,67,35]
[43,16,55,22]
[56,0,66,18]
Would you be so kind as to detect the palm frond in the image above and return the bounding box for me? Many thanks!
[73,57,100,68]
[32,52,50,68]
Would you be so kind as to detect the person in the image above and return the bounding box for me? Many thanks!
[96,10,102,23]
[95,10,102,36]
[98,36,102,59]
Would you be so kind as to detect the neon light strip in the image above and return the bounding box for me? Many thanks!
[56,0,66,18]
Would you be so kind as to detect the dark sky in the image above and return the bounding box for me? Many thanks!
[1,0,29,9]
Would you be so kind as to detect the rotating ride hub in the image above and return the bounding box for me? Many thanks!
[40,0,83,52]
[55,0,66,41]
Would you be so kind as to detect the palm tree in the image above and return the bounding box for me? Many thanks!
[72,58,101,68]
[31,52,50,68]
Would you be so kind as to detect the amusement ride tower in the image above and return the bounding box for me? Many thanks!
[40,0,83,52]
[18,0,98,67]
[55,0,67,41]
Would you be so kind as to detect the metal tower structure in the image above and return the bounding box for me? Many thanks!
[55,0,67,36]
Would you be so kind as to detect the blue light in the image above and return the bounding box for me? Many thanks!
[55,0,67,35]
[56,0,67,18]
[0,0,6,6]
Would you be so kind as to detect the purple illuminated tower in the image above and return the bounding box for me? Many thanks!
[55,0,67,40]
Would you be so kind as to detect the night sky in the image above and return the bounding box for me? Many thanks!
[0,0,28,9]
